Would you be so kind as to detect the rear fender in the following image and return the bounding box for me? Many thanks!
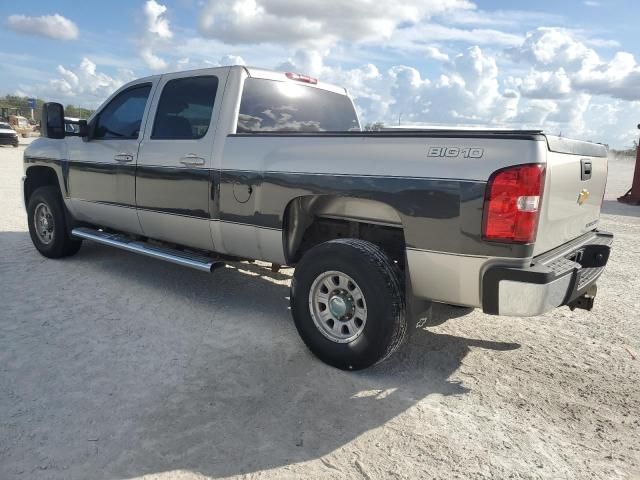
[283,194,403,262]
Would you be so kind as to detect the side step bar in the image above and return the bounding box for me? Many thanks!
[71,227,224,273]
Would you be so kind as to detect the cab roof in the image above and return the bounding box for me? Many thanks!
[119,65,349,97]
[243,66,348,95]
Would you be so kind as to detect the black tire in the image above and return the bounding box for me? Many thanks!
[291,239,407,370]
[27,186,82,258]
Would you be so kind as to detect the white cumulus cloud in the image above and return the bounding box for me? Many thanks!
[47,58,135,104]
[509,27,593,68]
[144,0,173,39]
[508,27,640,102]
[314,46,516,127]
[425,46,449,62]
[198,0,474,46]
[219,54,247,66]
[139,0,173,70]
[519,69,572,99]
[140,47,168,70]
[7,14,79,41]
[573,51,640,101]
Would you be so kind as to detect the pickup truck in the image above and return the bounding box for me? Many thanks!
[22,65,613,370]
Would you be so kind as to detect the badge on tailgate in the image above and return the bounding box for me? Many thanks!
[427,147,484,158]
[578,188,590,206]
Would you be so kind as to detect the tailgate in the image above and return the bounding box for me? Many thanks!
[534,136,608,256]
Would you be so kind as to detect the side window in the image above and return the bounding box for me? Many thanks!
[94,84,151,139]
[152,76,219,140]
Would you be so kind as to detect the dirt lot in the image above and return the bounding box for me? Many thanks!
[1,139,639,480]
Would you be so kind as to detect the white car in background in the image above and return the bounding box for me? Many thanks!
[0,122,19,147]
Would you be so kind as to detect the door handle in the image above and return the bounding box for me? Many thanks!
[114,153,133,163]
[180,154,205,166]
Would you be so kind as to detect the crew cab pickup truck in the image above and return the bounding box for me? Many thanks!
[23,66,612,370]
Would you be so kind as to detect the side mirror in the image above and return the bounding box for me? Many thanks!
[41,102,65,139]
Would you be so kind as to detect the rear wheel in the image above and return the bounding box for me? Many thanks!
[27,186,82,258]
[291,239,407,370]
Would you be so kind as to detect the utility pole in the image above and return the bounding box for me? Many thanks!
[27,98,36,122]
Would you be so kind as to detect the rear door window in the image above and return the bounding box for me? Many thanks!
[152,76,219,140]
[93,84,151,139]
[237,78,360,133]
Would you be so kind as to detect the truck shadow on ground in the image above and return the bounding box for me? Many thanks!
[77,244,519,479]
[601,199,640,218]
[2,234,520,479]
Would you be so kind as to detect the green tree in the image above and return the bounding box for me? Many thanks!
[364,122,385,131]
[0,95,93,121]
[64,104,94,119]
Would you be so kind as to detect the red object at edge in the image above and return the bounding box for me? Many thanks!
[618,125,640,205]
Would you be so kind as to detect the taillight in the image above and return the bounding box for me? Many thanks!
[285,72,318,84]
[482,164,545,244]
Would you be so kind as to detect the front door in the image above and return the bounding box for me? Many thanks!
[67,83,154,235]
[136,70,226,251]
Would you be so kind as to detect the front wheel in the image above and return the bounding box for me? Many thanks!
[27,186,82,258]
[291,239,407,370]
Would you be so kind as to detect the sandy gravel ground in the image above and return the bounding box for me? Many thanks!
[1,139,639,480]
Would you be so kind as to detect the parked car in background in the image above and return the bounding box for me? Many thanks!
[0,122,19,147]
[9,115,33,137]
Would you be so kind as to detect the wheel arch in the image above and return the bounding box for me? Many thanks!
[24,165,64,207]
[282,194,406,265]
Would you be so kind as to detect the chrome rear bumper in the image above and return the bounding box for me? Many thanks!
[482,230,613,317]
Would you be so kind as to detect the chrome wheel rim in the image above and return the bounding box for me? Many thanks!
[34,202,54,245]
[309,270,367,343]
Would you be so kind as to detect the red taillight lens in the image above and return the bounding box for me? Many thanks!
[482,164,545,244]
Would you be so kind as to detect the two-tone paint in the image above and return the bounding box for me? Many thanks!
[23,65,609,310]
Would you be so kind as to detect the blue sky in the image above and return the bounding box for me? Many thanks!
[1,0,639,147]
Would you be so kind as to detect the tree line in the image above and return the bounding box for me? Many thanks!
[0,94,94,120]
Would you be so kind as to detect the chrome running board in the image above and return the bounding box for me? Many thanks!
[71,227,224,273]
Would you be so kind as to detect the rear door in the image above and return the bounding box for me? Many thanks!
[67,82,154,234]
[534,137,608,255]
[136,69,228,251]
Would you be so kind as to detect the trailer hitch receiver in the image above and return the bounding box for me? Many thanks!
[568,284,597,311]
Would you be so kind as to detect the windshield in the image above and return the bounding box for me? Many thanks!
[237,78,360,133]
[0,123,12,130]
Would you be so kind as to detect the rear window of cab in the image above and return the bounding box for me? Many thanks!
[237,78,360,133]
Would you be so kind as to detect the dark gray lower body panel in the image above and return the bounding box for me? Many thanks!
[25,156,534,260]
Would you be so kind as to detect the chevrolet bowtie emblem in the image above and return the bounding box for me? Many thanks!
[578,189,590,205]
